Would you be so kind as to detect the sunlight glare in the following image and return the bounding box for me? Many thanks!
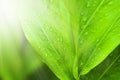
[0,0,19,21]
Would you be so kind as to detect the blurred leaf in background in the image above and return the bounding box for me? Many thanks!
[0,11,42,80]
[27,64,59,80]
[0,13,24,80]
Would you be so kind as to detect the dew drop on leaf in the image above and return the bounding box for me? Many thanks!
[94,67,97,70]
[85,32,88,35]
[93,1,98,7]
[86,2,90,8]
[80,12,84,16]
[83,17,87,22]
[108,1,113,5]
[94,1,97,4]
[49,0,53,3]
[96,39,99,42]
[45,53,48,57]
[80,62,83,66]
[98,47,101,50]
[80,40,83,44]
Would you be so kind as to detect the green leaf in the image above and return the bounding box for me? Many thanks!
[74,0,120,76]
[19,0,120,79]
[20,0,75,80]
[81,45,120,80]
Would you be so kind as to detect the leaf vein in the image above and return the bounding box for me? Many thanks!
[78,0,105,40]
[81,16,120,73]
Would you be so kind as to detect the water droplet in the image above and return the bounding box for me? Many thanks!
[80,40,83,44]
[80,12,84,16]
[118,9,120,12]
[45,53,48,57]
[50,0,53,2]
[57,37,63,42]
[94,1,97,4]
[80,62,83,66]
[96,39,99,42]
[57,38,60,41]
[85,32,88,35]
[108,1,113,5]
[83,17,87,22]
[87,2,90,7]
[98,47,101,50]
[94,67,97,70]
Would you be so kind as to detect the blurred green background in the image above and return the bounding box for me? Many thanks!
[0,16,59,80]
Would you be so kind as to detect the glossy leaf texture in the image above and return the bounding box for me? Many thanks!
[81,45,120,80]
[19,0,75,80]
[19,0,120,80]
[74,0,120,77]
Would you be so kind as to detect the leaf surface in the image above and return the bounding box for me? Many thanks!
[74,0,120,76]
[19,0,120,79]
[20,0,75,80]
[81,45,120,80]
